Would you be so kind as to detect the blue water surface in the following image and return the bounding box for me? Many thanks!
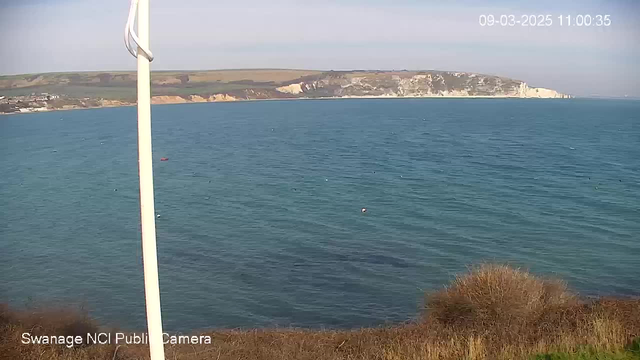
[1,99,638,331]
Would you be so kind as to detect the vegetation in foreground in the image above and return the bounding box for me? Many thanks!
[1,264,638,360]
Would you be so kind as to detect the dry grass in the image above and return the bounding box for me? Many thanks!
[2,264,638,360]
[0,70,323,91]
[424,264,577,338]
[183,69,322,84]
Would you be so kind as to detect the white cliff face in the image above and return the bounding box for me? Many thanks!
[276,72,570,99]
[276,83,304,95]
[516,82,569,98]
[151,73,569,107]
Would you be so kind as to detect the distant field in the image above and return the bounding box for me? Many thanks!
[168,69,322,83]
[0,85,136,100]
[0,69,323,100]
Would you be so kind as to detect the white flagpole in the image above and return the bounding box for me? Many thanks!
[126,0,165,359]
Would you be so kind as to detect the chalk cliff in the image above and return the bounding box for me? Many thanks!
[274,71,570,99]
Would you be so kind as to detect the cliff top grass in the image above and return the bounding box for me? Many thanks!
[2,264,639,360]
[0,69,323,101]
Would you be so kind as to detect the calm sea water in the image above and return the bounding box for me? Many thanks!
[1,99,639,331]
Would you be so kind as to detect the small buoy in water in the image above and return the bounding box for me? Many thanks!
[325,178,328,182]
[160,157,169,161]
[361,208,367,213]
[156,214,161,218]
[113,188,117,192]
[569,147,576,150]
[208,180,211,183]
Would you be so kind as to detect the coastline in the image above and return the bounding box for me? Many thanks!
[0,94,574,116]
[0,69,575,116]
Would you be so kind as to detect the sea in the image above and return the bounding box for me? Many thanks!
[1,98,638,331]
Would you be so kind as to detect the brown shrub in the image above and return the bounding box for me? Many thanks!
[423,264,576,337]
[0,304,114,360]
[2,304,99,343]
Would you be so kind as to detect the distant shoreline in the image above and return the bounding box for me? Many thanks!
[1,69,574,115]
[0,95,580,116]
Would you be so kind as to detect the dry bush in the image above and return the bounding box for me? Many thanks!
[423,264,576,336]
[0,303,99,344]
[0,303,118,360]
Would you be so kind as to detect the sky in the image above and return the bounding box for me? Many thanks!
[0,0,638,97]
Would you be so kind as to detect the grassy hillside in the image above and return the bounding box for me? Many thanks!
[1,264,638,360]
[0,69,322,100]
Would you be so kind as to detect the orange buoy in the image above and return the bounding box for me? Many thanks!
[160,157,169,161]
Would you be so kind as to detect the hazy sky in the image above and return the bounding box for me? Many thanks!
[1,0,638,97]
